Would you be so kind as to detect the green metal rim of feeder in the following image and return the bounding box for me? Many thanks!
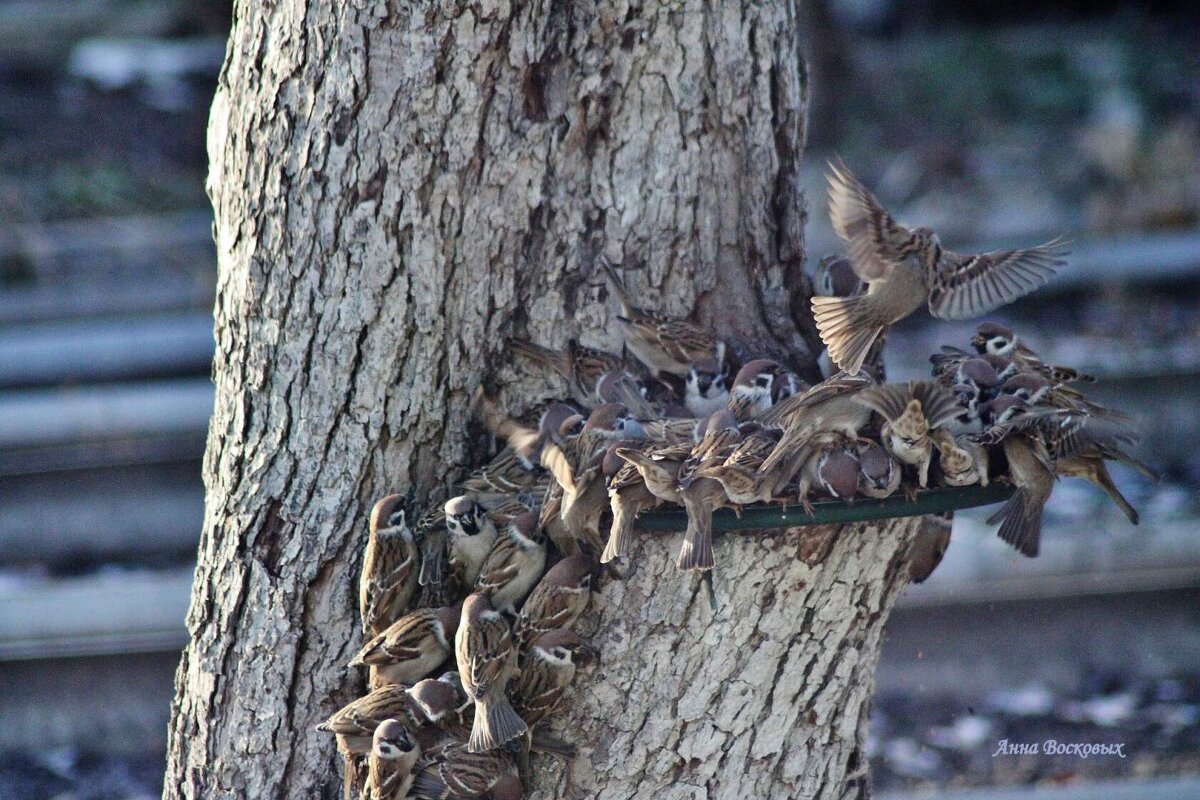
[631,484,1016,533]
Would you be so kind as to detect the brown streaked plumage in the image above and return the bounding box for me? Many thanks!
[508,337,628,408]
[360,494,419,638]
[349,603,461,688]
[407,738,521,799]
[474,512,546,613]
[814,160,1066,373]
[677,410,743,571]
[512,553,593,648]
[511,629,592,728]
[856,380,959,487]
[455,593,527,753]
[366,719,420,800]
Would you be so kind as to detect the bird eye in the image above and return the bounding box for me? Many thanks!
[755,376,770,388]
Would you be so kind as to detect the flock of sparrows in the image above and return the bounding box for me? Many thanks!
[315,162,1152,798]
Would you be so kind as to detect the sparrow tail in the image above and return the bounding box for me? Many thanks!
[530,728,578,759]
[601,495,633,563]
[677,492,715,571]
[598,257,635,316]
[418,528,446,586]
[811,294,885,375]
[507,338,570,378]
[468,696,528,753]
[987,488,1042,557]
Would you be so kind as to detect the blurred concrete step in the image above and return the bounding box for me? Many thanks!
[880,775,1200,800]
[0,311,213,388]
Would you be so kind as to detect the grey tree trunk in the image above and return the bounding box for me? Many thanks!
[164,1,918,798]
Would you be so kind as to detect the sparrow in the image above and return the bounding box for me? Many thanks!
[972,322,1095,384]
[349,603,462,688]
[613,439,692,505]
[474,511,547,613]
[812,254,865,297]
[317,680,458,798]
[407,738,522,799]
[726,358,790,420]
[641,415,704,444]
[856,438,902,498]
[684,357,731,417]
[412,500,452,609]
[513,552,594,647]
[595,370,658,420]
[698,425,783,507]
[508,337,629,407]
[455,593,527,753]
[988,432,1055,557]
[795,433,861,514]
[676,410,743,571]
[931,348,1002,393]
[511,629,595,728]
[460,446,544,495]
[600,257,726,377]
[602,439,663,563]
[444,495,499,590]
[906,513,952,584]
[757,371,875,488]
[934,431,989,488]
[360,494,419,638]
[366,719,420,800]
[856,380,960,488]
[813,160,1067,373]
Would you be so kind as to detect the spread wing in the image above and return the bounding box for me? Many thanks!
[827,159,914,282]
[928,239,1067,320]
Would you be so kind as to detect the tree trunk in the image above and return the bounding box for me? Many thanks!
[165,1,916,798]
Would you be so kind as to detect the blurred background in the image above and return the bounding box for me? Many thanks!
[0,1,1196,798]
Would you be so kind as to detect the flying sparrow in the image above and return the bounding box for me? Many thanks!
[511,629,595,728]
[366,719,420,800]
[684,357,731,418]
[455,593,527,753]
[407,738,522,799]
[508,337,629,407]
[474,511,547,613]
[513,552,594,647]
[906,513,953,584]
[444,495,499,590]
[600,258,726,377]
[856,438,902,498]
[813,160,1066,373]
[360,494,419,638]
[676,410,743,571]
[972,322,1095,384]
[855,380,959,488]
[349,603,462,688]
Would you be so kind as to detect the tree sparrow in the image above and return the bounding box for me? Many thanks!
[855,380,959,487]
[684,357,730,418]
[795,434,861,514]
[856,438,901,498]
[407,738,522,799]
[444,495,499,590]
[972,322,1095,384]
[512,629,595,728]
[349,603,461,688]
[474,512,546,613]
[367,719,420,800]
[508,337,629,408]
[698,426,783,507]
[456,593,527,753]
[513,553,594,647]
[360,494,419,638]
[934,431,989,488]
[677,410,743,570]
[600,258,726,377]
[813,160,1066,373]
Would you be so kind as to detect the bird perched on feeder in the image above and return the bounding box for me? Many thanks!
[697,425,783,508]
[474,512,546,613]
[677,410,744,571]
[856,438,902,499]
[366,720,420,800]
[794,433,861,514]
[600,258,727,377]
[934,432,989,488]
[349,602,462,688]
[512,553,594,648]
[455,593,527,753]
[812,160,1067,374]
[360,494,419,638]
[855,380,960,489]
[444,496,499,590]
[602,439,665,563]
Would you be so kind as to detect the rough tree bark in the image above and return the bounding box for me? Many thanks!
[164,1,918,798]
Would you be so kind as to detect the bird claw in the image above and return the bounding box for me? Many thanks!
[799,496,816,517]
[903,484,919,503]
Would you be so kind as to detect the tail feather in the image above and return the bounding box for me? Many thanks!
[988,489,1041,557]
[508,338,569,377]
[418,528,445,586]
[811,294,884,374]
[601,496,633,563]
[468,696,528,753]
[677,492,715,571]
[599,257,635,316]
